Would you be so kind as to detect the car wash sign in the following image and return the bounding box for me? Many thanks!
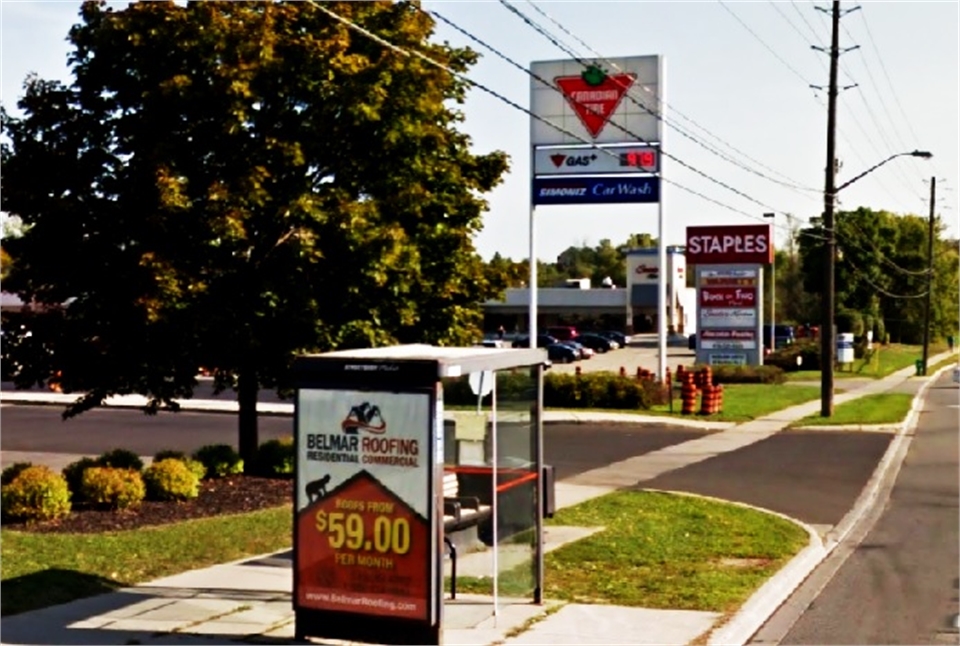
[687,224,772,367]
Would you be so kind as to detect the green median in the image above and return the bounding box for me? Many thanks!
[791,392,914,427]
[451,490,808,612]
[647,383,821,423]
[0,506,291,617]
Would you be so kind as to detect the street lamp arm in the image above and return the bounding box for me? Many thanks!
[835,150,933,193]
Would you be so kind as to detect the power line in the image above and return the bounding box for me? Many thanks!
[311,1,785,227]
[842,254,929,299]
[441,4,791,212]
[516,0,822,196]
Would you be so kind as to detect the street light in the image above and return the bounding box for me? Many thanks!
[763,213,776,355]
[820,149,933,417]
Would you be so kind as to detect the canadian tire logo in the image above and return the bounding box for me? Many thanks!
[555,65,636,138]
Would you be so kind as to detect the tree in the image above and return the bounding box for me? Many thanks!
[0,1,508,465]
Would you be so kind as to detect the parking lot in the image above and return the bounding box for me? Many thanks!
[495,333,695,375]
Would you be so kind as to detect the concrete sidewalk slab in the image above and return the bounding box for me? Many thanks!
[502,604,721,645]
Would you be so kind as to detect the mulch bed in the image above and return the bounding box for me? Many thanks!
[4,475,293,534]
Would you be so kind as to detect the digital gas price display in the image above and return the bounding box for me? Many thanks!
[618,149,658,173]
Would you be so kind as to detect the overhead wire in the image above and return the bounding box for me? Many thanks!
[309,0,781,225]
[515,0,822,197]
[437,4,791,214]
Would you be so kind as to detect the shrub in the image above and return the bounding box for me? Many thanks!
[544,372,666,409]
[192,444,243,478]
[183,458,207,481]
[80,467,145,510]
[766,340,821,372]
[1,466,71,523]
[62,457,101,503]
[97,448,144,472]
[153,449,187,463]
[143,459,199,501]
[1,462,33,486]
[256,438,294,477]
[441,369,536,406]
[706,365,786,385]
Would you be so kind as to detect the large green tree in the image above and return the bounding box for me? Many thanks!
[0,0,507,464]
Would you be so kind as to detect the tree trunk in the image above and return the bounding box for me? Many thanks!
[237,366,259,472]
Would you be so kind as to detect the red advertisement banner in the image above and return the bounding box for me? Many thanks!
[686,224,774,265]
[296,470,430,620]
[699,287,757,308]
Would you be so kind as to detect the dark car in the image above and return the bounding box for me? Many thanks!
[574,333,614,353]
[546,343,578,364]
[688,333,697,350]
[763,325,796,351]
[598,331,629,347]
[512,334,558,349]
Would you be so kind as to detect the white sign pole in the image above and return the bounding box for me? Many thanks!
[529,201,538,348]
[656,57,668,382]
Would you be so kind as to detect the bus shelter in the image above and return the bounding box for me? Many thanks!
[291,344,549,645]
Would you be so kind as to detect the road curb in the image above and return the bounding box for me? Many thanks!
[633,489,826,646]
[723,363,955,646]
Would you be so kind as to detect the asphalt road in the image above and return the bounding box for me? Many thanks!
[640,428,894,526]
[779,374,960,645]
[0,405,711,481]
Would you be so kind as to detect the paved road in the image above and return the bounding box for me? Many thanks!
[778,374,960,645]
[0,405,712,481]
[639,429,894,527]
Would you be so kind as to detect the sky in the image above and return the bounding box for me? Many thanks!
[2,1,958,262]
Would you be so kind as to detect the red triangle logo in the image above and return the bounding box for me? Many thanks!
[550,154,566,167]
[555,73,637,138]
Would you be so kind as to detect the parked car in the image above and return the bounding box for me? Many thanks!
[547,343,578,364]
[512,334,558,349]
[688,333,697,350]
[561,339,594,359]
[763,325,796,351]
[546,326,578,341]
[598,331,629,347]
[574,333,615,353]
[480,339,505,348]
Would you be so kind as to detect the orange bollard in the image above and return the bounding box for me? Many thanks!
[681,373,698,415]
[715,384,724,414]
[619,366,626,378]
[575,365,582,377]
[637,367,644,380]
[700,384,714,415]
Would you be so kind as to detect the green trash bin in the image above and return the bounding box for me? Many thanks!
[915,359,924,376]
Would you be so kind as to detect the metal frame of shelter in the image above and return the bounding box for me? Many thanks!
[291,344,549,645]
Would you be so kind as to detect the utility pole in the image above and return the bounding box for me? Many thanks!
[921,176,936,375]
[812,0,859,417]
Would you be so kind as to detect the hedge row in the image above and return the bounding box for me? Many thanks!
[443,370,668,410]
[0,438,295,524]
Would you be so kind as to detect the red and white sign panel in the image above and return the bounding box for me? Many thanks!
[533,146,660,175]
[700,308,757,328]
[530,56,661,146]
[701,330,756,340]
[699,287,757,308]
[686,225,774,265]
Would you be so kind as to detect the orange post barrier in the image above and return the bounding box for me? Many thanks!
[681,373,698,415]
[619,366,626,378]
[700,384,715,415]
[715,384,724,414]
[575,366,582,377]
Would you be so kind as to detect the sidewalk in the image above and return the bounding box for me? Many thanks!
[1,351,955,646]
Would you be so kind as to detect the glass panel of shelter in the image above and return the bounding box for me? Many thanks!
[441,366,538,619]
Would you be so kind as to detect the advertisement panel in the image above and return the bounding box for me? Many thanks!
[530,56,661,146]
[709,353,747,366]
[532,176,660,205]
[533,146,659,175]
[296,390,432,621]
[699,287,757,308]
[700,308,757,328]
[699,329,757,350]
[686,225,774,265]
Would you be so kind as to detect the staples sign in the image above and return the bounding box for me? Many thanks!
[685,225,773,265]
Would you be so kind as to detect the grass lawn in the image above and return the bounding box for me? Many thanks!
[451,490,808,612]
[0,505,291,617]
[791,393,914,427]
[645,384,821,422]
[786,343,948,382]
